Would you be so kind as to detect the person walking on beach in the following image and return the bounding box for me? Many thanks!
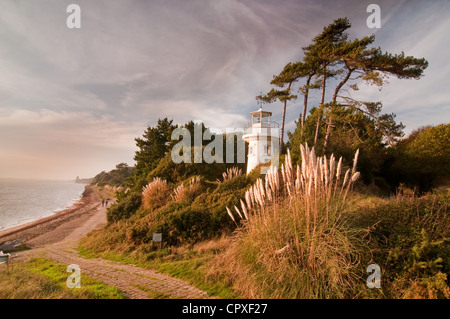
[102,200,104,207]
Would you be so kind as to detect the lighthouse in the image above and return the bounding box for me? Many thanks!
[242,107,280,174]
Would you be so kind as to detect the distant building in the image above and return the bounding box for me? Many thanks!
[242,107,280,174]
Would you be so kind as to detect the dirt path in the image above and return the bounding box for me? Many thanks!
[9,187,209,299]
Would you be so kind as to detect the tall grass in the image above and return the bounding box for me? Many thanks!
[172,176,204,203]
[220,144,363,298]
[218,167,242,183]
[142,177,172,209]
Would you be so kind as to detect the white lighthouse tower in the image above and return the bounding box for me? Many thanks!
[242,107,280,174]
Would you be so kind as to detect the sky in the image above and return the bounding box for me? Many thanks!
[0,0,448,180]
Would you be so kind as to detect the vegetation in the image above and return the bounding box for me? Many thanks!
[268,17,427,156]
[0,258,125,299]
[76,17,447,299]
[218,145,363,298]
[91,162,134,187]
[261,17,428,189]
[384,124,450,193]
[351,193,449,299]
[80,143,449,299]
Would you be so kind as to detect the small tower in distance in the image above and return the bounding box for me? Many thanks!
[242,105,280,174]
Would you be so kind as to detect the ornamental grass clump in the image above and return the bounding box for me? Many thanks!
[222,144,363,298]
[172,176,204,203]
[218,167,243,183]
[142,177,172,209]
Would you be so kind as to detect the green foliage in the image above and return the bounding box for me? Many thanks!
[288,105,399,186]
[91,162,134,187]
[88,170,258,251]
[351,194,449,298]
[385,124,450,192]
[106,191,142,222]
[150,173,257,246]
[163,206,213,245]
[133,118,177,186]
[101,116,250,246]
[148,148,228,184]
[278,16,427,168]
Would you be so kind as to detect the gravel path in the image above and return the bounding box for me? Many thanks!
[9,186,210,299]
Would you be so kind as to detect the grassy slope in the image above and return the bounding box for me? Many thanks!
[0,258,125,299]
[79,191,449,299]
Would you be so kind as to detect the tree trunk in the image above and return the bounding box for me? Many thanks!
[279,82,292,152]
[323,67,353,153]
[314,72,327,146]
[301,74,313,128]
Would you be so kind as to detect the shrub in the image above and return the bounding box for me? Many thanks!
[390,123,450,192]
[106,191,142,222]
[351,194,450,298]
[163,206,214,245]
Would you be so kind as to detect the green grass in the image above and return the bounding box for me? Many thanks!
[133,284,172,299]
[0,258,126,299]
[78,241,239,299]
[154,255,238,298]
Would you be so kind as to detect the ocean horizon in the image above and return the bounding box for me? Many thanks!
[0,178,86,232]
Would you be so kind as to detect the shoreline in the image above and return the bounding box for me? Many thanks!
[0,186,89,236]
[0,185,103,249]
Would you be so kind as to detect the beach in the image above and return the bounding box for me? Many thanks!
[0,185,105,250]
[0,185,210,299]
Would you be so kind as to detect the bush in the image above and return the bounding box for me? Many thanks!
[106,191,142,222]
[391,124,450,192]
[163,206,214,245]
[147,149,229,184]
[352,194,450,298]
[91,163,134,187]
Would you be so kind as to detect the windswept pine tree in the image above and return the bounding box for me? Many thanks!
[265,18,428,158]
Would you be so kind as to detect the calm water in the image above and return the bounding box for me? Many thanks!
[0,179,85,231]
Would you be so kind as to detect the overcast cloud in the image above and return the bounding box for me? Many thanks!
[0,0,448,179]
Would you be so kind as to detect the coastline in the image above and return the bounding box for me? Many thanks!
[0,185,103,249]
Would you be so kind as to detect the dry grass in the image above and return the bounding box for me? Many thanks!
[219,144,363,298]
[229,144,360,229]
[193,235,231,254]
[142,177,172,209]
[218,167,242,183]
[172,176,203,203]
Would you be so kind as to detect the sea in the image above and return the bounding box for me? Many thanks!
[0,179,86,232]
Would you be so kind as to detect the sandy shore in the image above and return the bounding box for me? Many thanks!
[0,184,210,299]
[0,185,106,250]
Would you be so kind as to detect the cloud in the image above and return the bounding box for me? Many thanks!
[349,1,450,133]
[0,108,143,179]
[0,0,448,179]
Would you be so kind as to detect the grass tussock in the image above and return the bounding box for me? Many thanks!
[218,167,242,183]
[172,176,204,203]
[218,144,364,298]
[142,177,172,209]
